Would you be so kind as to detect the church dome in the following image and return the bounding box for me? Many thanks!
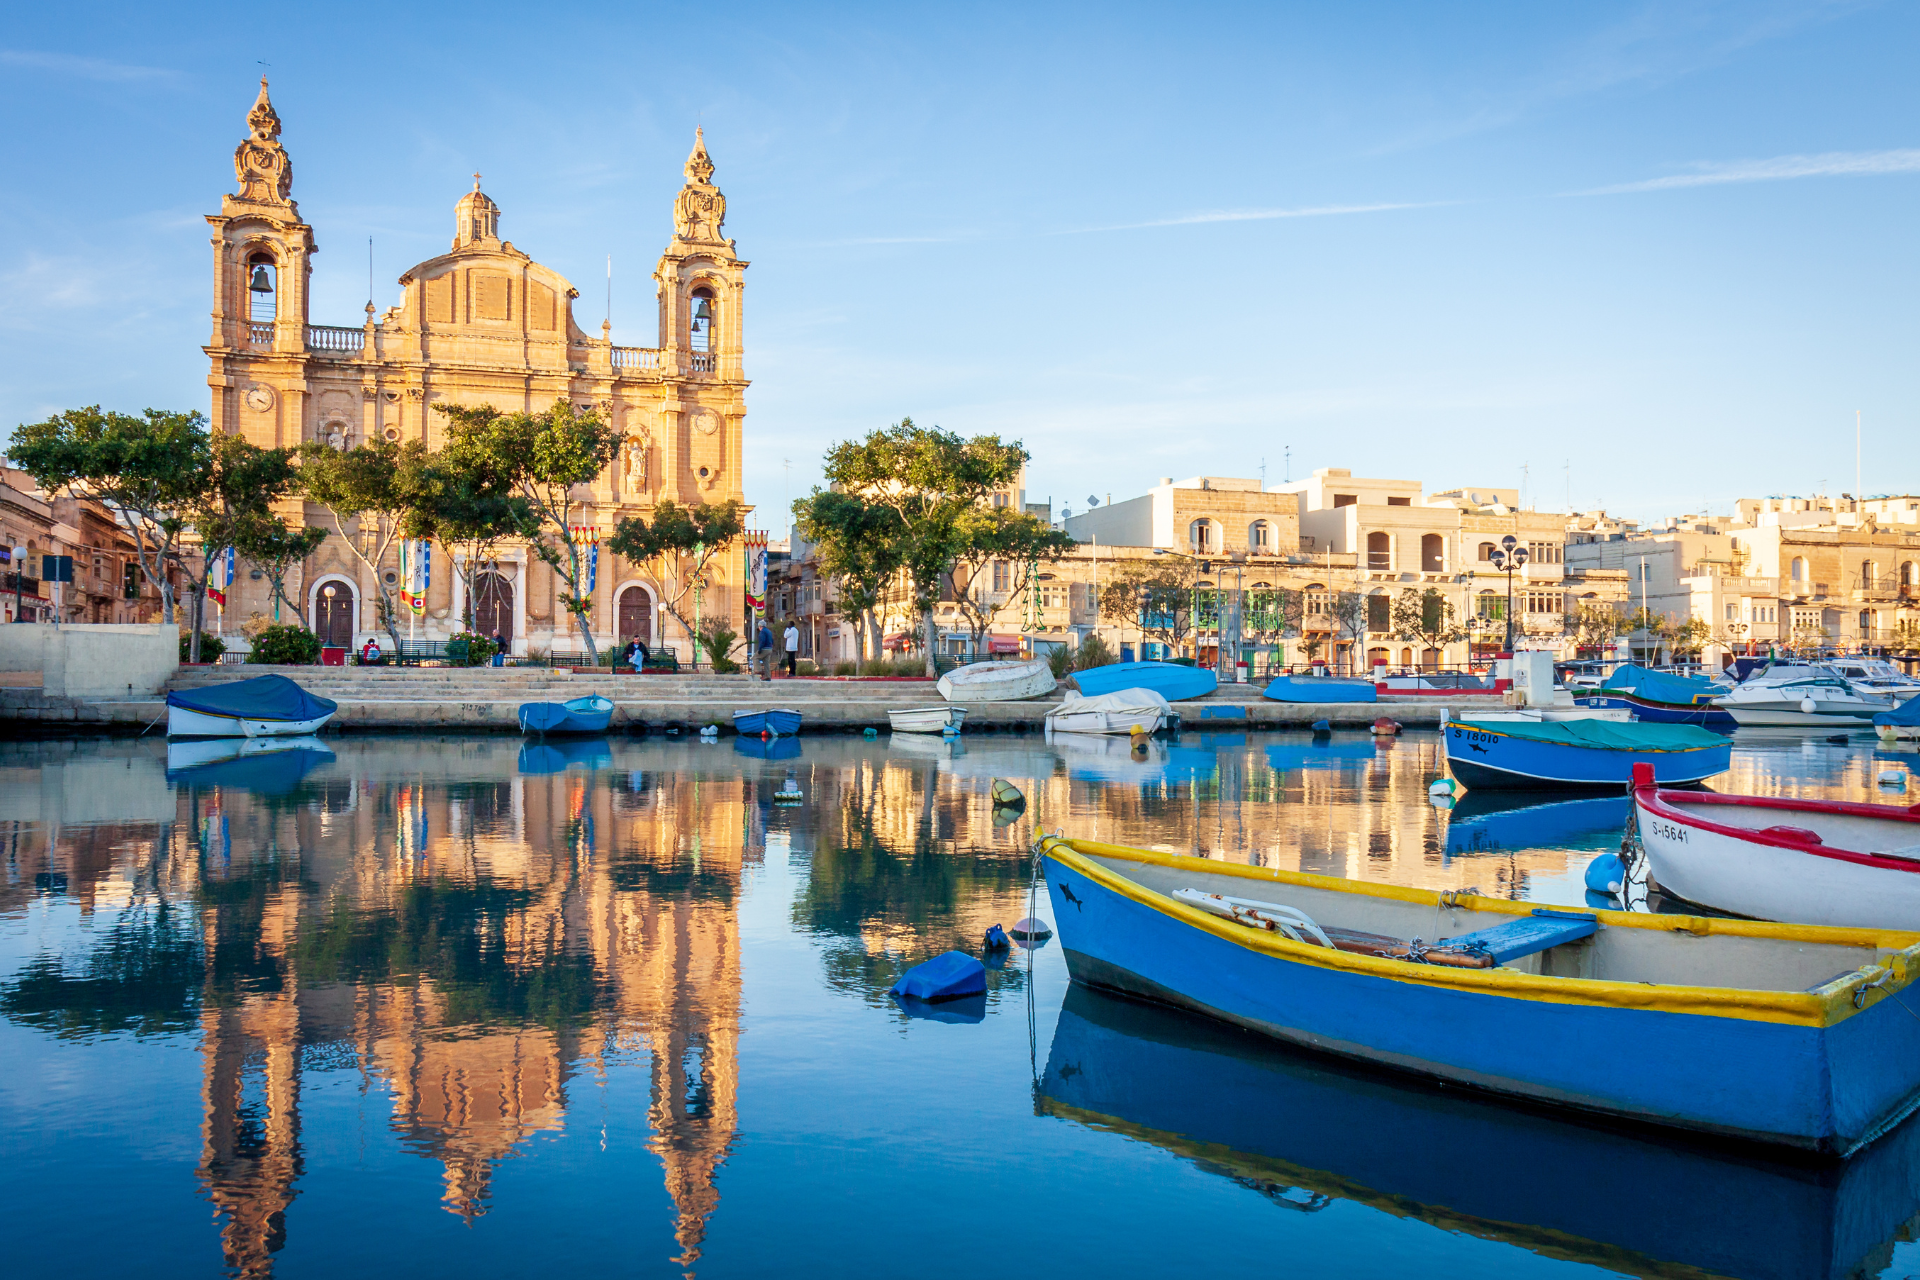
[453,175,500,249]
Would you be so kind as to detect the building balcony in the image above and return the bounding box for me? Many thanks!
[305,324,364,355]
[1852,575,1907,602]
[690,352,716,373]
[612,346,660,371]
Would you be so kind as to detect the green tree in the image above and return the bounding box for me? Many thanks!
[230,512,327,624]
[410,452,536,630]
[1390,587,1468,664]
[1565,601,1625,654]
[949,507,1076,655]
[791,490,905,672]
[1099,560,1195,653]
[1670,616,1712,661]
[820,419,1028,675]
[298,439,434,648]
[9,405,210,623]
[436,401,621,661]
[178,435,302,662]
[1332,591,1372,667]
[606,500,746,658]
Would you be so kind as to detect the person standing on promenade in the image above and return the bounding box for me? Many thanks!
[757,620,774,682]
[782,621,800,677]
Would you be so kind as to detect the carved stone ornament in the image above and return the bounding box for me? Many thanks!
[233,79,293,205]
[672,128,728,245]
[243,385,276,413]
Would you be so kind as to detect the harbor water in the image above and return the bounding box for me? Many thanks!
[4,728,1920,1279]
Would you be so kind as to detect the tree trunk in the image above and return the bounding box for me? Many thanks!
[575,607,599,664]
[189,588,204,663]
[922,606,937,677]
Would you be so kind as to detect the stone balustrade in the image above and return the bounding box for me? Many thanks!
[306,324,364,354]
[612,346,660,370]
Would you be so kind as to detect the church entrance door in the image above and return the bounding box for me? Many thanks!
[618,586,653,647]
[315,582,355,647]
[474,572,513,644]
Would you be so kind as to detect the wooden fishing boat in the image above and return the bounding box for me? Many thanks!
[1630,762,1920,929]
[887,705,967,734]
[518,694,614,735]
[1444,717,1729,790]
[935,658,1055,703]
[1045,689,1173,736]
[1573,664,1738,731]
[1072,660,1217,702]
[1038,833,1920,1152]
[732,707,802,736]
[166,674,338,738]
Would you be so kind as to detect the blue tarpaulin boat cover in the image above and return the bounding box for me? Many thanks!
[1264,676,1377,704]
[1876,699,1920,728]
[1465,719,1725,750]
[889,951,988,1002]
[166,674,337,721]
[1601,665,1721,707]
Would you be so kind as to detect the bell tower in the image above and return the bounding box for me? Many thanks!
[206,79,314,363]
[656,128,746,382]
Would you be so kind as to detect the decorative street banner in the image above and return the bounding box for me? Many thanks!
[745,529,768,611]
[571,526,601,596]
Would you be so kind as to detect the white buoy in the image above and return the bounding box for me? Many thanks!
[1879,769,1907,788]
[1801,697,1819,715]
[1428,778,1455,796]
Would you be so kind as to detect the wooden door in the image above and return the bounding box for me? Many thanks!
[315,582,354,647]
[618,586,652,645]
[474,572,513,642]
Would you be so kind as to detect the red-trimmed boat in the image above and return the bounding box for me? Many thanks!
[1630,762,1920,929]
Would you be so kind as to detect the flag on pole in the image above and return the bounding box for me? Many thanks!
[745,529,768,610]
[411,540,429,616]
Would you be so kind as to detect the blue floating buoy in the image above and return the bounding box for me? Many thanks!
[984,923,1010,950]
[1311,718,1332,734]
[889,950,987,1002]
[863,726,878,739]
[1584,853,1625,896]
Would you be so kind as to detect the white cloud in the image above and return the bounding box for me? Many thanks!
[0,49,180,83]
[1581,148,1920,194]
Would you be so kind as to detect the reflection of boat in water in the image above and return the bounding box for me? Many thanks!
[1445,790,1630,857]
[884,732,965,762]
[731,734,802,762]
[1263,739,1378,772]
[165,736,336,794]
[517,738,613,774]
[1040,983,1920,1280]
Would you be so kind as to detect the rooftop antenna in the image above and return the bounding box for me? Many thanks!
[1259,456,1267,488]
[1284,446,1291,484]
[1856,409,1862,512]
[367,236,373,309]
[605,255,612,330]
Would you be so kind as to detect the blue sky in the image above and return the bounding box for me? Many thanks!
[2,1,1915,530]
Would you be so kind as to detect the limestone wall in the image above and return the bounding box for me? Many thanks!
[0,623,178,697]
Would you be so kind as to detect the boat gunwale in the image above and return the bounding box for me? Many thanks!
[1446,720,1729,756]
[1637,784,1920,874]
[1043,835,1920,1027]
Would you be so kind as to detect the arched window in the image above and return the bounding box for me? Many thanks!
[246,251,276,325]
[1188,519,1216,553]
[1791,557,1807,583]
[690,285,716,352]
[1248,520,1272,552]
[1478,542,1496,562]
[1366,531,1390,572]
[1421,533,1444,573]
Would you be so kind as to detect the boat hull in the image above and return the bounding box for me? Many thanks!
[1635,791,1920,930]
[517,696,614,735]
[1072,661,1217,702]
[166,705,335,739]
[1045,707,1169,735]
[1576,691,1738,731]
[733,708,802,736]
[1725,706,1880,727]
[1444,721,1730,790]
[935,659,1055,703]
[887,706,967,733]
[1043,840,1920,1152]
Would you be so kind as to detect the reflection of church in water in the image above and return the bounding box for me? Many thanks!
[184,749,757,1275]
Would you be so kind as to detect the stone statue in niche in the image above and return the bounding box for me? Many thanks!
[320,418,353,450]
[623,432,650,484]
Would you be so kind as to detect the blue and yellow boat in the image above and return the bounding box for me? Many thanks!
[1038,834,1920,1152]
[1444,717,1730,789]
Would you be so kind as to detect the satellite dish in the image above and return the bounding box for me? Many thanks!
[1061,508,1073,520]
[1088,495,1100,507]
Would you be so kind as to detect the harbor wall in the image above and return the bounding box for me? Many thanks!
[0,623,178,698]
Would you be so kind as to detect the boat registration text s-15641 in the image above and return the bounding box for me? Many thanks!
[1647,818,1690,843]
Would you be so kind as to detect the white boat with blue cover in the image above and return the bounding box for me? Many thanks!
[518,694,614,735]
[1445,718,1730,790]
[166,674,338,738]
[1038,832,1920,1152]
[1072,660,1217,702]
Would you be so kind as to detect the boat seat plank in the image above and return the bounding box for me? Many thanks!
[1441,909,1597,965]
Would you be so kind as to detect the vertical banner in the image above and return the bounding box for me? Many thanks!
[745,529,768,611]
[411,540,429,616]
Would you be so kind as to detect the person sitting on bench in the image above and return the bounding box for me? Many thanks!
[361,638,385,666]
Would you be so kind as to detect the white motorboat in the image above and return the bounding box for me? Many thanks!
[1630,763,1920,929]
[936,658,1055,703]
[1044,688,1173,736]
[888,705,968,734]
[165,674,339,738]
[1822,658,1920,704]
[1712,675,1893,727]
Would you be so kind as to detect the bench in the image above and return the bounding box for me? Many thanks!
[385,637,469,667]
[544,649,680,672]
[1437,908,1597,967]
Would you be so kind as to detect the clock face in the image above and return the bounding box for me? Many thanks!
[244,386,275,412]
[693,409,720,435]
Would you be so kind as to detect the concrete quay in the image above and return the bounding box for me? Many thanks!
[1,664,1463,735]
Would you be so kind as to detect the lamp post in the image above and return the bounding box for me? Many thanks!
[1486,534,1529,653]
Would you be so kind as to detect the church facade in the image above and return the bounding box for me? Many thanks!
[204,80,749,656]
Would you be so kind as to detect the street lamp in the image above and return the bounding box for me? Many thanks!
[1486,534,1529,653]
